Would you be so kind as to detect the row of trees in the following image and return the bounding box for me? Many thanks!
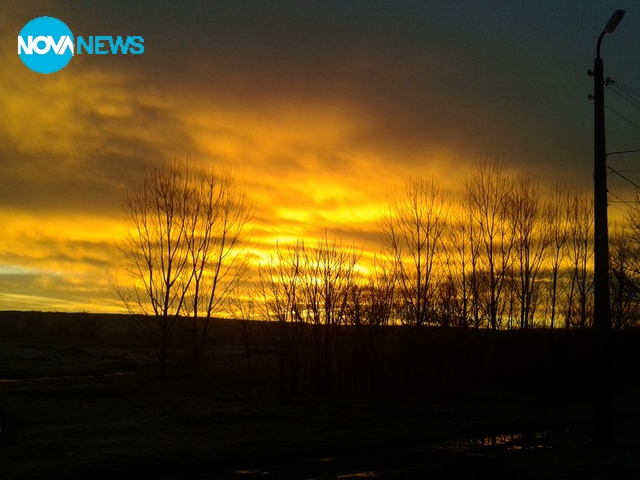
[257,159,640,333]
[376,159,640,331]
[118,158,640,380]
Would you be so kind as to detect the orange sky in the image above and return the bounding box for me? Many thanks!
[1,1,640,312]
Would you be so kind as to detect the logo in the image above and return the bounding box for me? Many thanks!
[18,16,144,74]
[18,17,74,74]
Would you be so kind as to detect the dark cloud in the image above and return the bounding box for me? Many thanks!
[2,1,640,311]
[9,1,638,179]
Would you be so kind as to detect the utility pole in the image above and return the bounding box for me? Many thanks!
[590,9,624,444]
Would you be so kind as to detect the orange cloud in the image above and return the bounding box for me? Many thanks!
[1,2,611,313]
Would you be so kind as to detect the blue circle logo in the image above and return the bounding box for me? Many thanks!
[18,17,74,74]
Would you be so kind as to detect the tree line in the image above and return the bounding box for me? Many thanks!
[259,158,640,332]
[117,157,640,381]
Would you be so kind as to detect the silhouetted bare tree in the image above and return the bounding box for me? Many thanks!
[442,209,476,328]
[380,176,448,326]
[345,256,396,389]
[258,234,362,393]
[299,235,361,391]
[509,174,551,328]
[462,158,515,330]
[117,159,252,379]
[609,225,640,329]
[564,190,593,329]
[544,179,571,329]
[608,196,640,329]
[118,159,198,380]
[257,240,307,396]
[231,297,258,400]
[185,171,253,376]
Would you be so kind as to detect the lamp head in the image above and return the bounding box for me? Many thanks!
[605,10,625,33]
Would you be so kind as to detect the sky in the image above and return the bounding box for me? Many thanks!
[1,1,640,313]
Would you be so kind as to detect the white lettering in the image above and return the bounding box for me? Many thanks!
[18,36,31,54]
[18,35,74,55]
[51,35,74,55]
[32,36,49,55]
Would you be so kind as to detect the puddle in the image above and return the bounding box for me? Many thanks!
[0,372,135,384]
[221,429,568,479]
[433,429,566,454]
[336,472,379,478]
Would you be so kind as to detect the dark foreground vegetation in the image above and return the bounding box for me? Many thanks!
[1,311,640,479]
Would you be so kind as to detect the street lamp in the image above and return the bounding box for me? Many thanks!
[591,8,624,443]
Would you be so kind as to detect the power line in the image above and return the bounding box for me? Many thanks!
[607,149,640,157]
[609,203,629,215]
[609,190,626,202]
[607,191,636,204]
[612,80,640,99]
[605,104,640,132]
[608,85,640,111]
[607,165,640,190]
[608,190,635,204]
[607,189,636,205]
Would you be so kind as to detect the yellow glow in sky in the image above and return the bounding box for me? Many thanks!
[1,3,637,313]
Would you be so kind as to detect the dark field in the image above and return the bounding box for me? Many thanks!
[1,311,640,479]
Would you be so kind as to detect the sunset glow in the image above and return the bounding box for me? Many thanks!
[2,1,640,313]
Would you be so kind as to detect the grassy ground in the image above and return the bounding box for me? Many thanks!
[1,339,639,479]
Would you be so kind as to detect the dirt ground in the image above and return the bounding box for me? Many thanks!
[1,339,639,479]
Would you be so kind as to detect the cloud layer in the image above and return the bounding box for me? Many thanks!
[2,1,640,311]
